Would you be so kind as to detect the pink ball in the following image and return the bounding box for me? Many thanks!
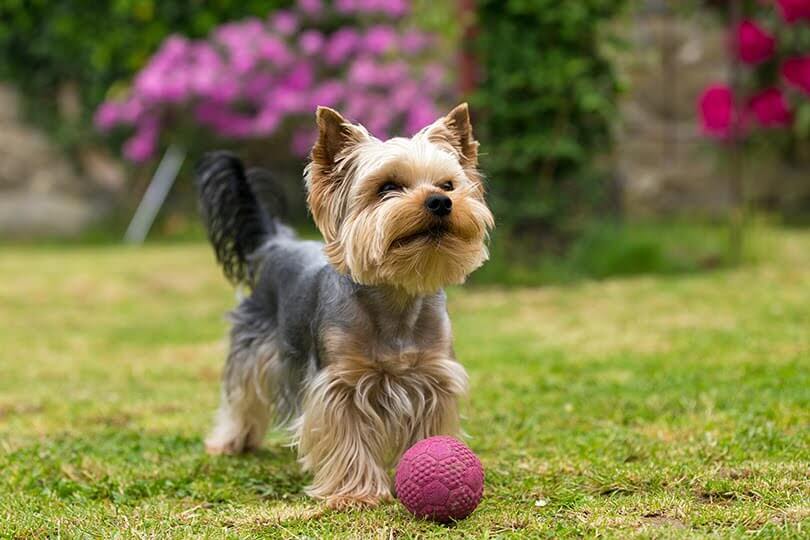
[395,436,484,522]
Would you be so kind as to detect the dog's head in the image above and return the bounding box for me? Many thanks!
[305,103,494,295]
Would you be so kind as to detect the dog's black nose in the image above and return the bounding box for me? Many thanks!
[425,194,452,217]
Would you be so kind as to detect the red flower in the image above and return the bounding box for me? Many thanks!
[734,20,776,65]
[782,56,810,95]
[746,88,793,128]
[776,0,810,24]
[698,84,736,139]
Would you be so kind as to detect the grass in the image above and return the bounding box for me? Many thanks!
[1,224,808,538]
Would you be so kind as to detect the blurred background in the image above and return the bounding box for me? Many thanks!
[1,0,808,284]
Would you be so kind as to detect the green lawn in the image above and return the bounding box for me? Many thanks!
[1,227,808,538]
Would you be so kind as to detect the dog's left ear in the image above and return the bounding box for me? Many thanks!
[424,103,479,169]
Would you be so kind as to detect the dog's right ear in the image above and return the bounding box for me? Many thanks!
[312,107,369,170]
[307,107,370,241]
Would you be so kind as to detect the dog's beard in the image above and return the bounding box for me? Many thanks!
[326,184,494,295]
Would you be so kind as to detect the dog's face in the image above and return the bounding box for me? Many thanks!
[305,103,494,295]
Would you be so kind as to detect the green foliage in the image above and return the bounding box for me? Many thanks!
[473,0,627,237]
[472,220,749,287]
[0,0,290,140]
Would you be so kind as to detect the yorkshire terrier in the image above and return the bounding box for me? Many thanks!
[196,103,494,508]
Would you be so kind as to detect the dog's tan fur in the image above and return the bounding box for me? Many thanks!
[307,104,494,295]
[293,321,466,507]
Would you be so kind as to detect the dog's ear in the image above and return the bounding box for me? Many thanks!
[307,107,370,241]
[424,103,479,169]
[311,107,369,177]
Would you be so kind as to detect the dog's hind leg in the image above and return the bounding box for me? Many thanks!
[205,313,280,455]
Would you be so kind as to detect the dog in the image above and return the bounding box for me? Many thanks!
[196,103,494,508]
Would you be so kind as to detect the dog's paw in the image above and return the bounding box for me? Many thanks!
[205,436,248,455]
[325,493,392,510]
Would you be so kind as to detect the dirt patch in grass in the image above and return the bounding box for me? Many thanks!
[640,513,686,529]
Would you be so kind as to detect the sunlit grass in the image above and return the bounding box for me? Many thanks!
[1,225,808,538]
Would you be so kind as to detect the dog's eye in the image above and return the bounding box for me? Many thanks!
[378,182,402,196]
[439,180,454,192]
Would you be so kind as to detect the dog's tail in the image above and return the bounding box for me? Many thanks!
[195,151,284,286]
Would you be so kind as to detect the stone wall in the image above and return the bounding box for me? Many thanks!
[0,84,123,238]
[616,2,810,218]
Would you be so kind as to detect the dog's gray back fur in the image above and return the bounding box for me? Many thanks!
[197,151,450,434]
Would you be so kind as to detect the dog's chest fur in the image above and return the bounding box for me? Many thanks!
[308,289,467,457]
[321,290,454,378]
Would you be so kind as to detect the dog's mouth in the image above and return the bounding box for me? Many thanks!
[391,225,450,249]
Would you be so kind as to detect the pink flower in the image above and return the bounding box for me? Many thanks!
[123,135,154,163]
[348,57,379,86]
[253,105,281,134]
[123,118,160,163]
[365,99,396,139]
[258,35,293,66]
[299,30,325,56]
[190,66,219,95]
[391,80,419,112]
[776,0,810,24]
[422,63,447,93]
[155,35,190,67]
[376,61,409,86]
[324,28,360,65]
[208,78,239,103]
[309,80,345,108]
[244,74,274,101]
[335,0,357,13]
[746,88,793,128]
[119,99,145,123]
[347,0,408,17]
[284,62,314,90]
[94,102,122,131]
[344,92,373,120]
[400,29,431,54]
[216,113,255,137]
[230,45,258,75]
[698,84,736,139]
[296,0,324,16]
[364,25,397,54]
[133,68,164,100]
[274,87,307,113]
[270,10,298,36]
[194,102,226,126]
[734,20,775,65]
[379,0,409,17]
[407,100,439,135]
[161,74,191,102]
[782,56,810,95]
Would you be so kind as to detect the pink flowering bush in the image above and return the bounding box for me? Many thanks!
[698,0,810,142]
[777,0,810,23]
[95,0,449,163]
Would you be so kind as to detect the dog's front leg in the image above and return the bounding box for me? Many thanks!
[294,366,393,509]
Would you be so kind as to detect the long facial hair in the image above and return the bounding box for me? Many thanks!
[306,104,494,295]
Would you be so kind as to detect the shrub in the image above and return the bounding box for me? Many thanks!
[0,0,289,139]
[94,0,452,162]
[472,0,627,241]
